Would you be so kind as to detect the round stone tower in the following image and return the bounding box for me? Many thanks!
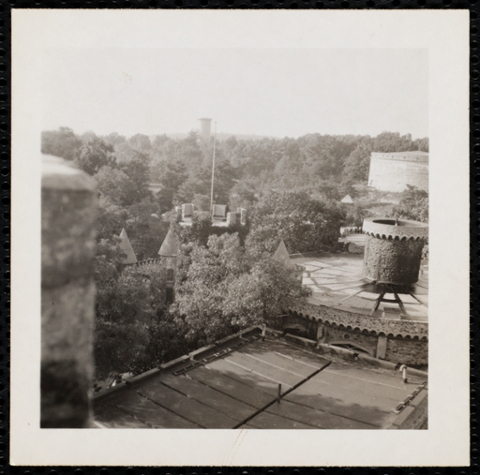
[368,151,429,192]
[362,217,428,285]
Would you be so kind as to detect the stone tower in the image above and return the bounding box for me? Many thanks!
[362,217,428,285]
[368,152,429,193]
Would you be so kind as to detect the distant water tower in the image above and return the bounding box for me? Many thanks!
[198,118,212,141]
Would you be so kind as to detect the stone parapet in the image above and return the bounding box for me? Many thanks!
[368,152,429,192]
[283,305,428,366]
[363,217,428,241]
[288,302,428,339]
[41,155,97,427]
[388,387,428,429]
[371,151,429,163]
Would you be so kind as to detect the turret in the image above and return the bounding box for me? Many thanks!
[362,217,428,285]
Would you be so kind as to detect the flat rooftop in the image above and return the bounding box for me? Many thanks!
[291,253,428,322]
[93,330,427,429]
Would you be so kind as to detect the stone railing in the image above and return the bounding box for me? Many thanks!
[340,226,364,237]
[133,258,163,268]
[41,155,97,428]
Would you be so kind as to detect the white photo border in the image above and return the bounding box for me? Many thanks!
[11,9,470,467]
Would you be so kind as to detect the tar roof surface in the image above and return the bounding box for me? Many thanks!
[94,332,427,429]
[290,253,428,321]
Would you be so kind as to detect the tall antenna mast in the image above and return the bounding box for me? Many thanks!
[210,121,217,216]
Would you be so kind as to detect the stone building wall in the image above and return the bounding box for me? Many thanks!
[363,235,425,284]
[318,324,378,356]
[386,337,428,367]
[281,303,428,367]
[290,301,428,338]
[368,152,429,193]
[41,155,97,428]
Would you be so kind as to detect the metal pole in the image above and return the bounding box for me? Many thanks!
[210,121,217,217]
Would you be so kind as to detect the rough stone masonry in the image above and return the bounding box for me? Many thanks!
[362,218,428,285]
[41,155,97,428]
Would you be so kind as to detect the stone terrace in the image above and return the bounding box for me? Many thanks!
[290,253,428,323]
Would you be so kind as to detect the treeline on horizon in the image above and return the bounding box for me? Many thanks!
[42,127,428,212]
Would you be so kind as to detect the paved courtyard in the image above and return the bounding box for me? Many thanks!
[290,253,428,322]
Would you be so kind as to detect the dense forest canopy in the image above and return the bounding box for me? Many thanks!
[42,127,428,213]
[42,127,429,382]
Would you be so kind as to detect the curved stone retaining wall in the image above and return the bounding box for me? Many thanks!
[282,302,428,367]
[289,302,428,339]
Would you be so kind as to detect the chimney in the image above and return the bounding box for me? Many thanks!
[362,218,428,285]
[41,155,97,427]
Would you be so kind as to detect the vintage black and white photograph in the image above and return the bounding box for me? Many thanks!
[11,10,469,466]
[40,47,430,431]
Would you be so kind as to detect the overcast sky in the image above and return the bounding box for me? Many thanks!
[41,48,428,139]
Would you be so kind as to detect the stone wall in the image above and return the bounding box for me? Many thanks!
[363,235,425,284]
[347,242,364,255]
[368,153,429,192]
[318,324,378,356]
[290,301,428,339]
[281,304,428,367]
[386,337,428,367]
[41,155,97,428]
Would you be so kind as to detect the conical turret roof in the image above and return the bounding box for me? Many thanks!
[158,227,179,257]
[341,194,354,204]
[119,228,137,264]
[273,239,293,267]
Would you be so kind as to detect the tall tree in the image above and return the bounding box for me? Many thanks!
[74,135,116,176]
[343,137,374,183]
[117,148,152,204]
[128,133,152,153]
[414,137,429,152]
[390,185,428,223]
[41,127,82,161]
[95,166,138,207]
[152,160,188,212]
[124,198,170,260]
[94,265,168,379]
[173,233,310,346]
[247,191,345,254]
[102,132,127,148]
